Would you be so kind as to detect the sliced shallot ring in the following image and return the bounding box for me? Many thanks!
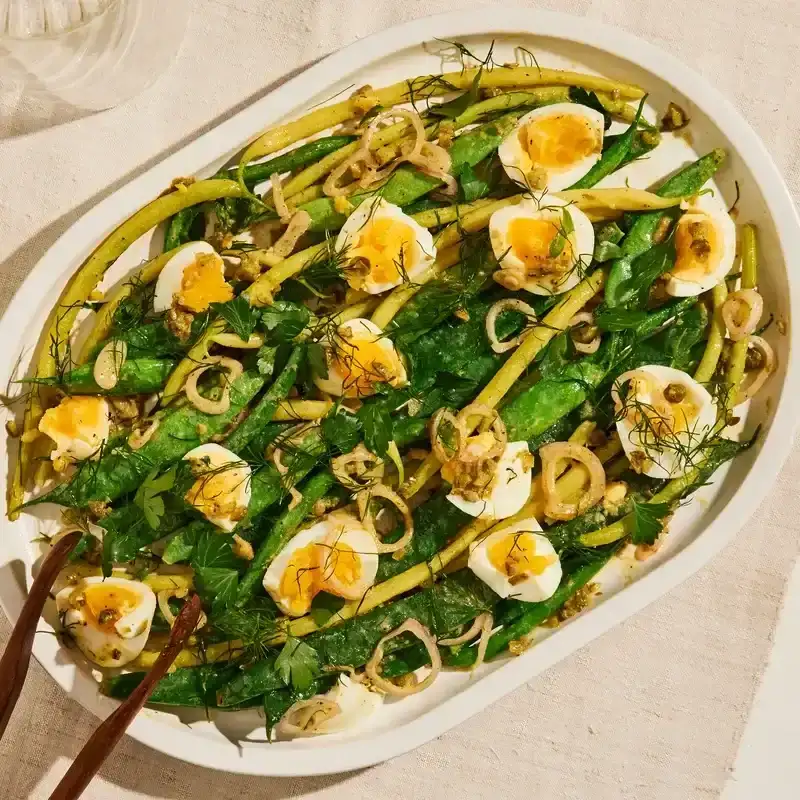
[540,442,606,521]
[356,483,413,554]
[737,335,776,404]
[471,612,494,672]
[429,407,465,463]
[569,312,601,355]
[270,172,291,223]
[157,587,206,631]
[457,404,508,461]
[485,299,538,354]
[366,619,441,696]
[271,210,311,258]
[93,339,128,390]
[128,417,160,450]
[331,443,385,490]
[272,448,288,475]
[722,288,764,342]
[184,356,243,415]
[277,697,341,738]
[438,612,493,647]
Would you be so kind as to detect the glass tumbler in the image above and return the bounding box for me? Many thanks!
[0,0,190,111]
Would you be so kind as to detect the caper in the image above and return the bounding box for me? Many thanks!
[663,382,687,403]
[571,323,599,344]
[745,347,765,372]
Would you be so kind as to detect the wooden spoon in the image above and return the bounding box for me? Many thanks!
[49,593,202,800]
[0,530,82,739]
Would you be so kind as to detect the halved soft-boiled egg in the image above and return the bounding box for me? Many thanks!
[469,517,562,602]
[665,204,736,297]
[263,510,379,617]
[445,440,533,520]
[336,197,436,294]
[39,395,110,462]
[183,443,252,532]
[55,576,156,667]
[314,318,407,398]
[613,364,718,479]
[490,196,595,296]
[153,241,233,313]
[498,103,605,191]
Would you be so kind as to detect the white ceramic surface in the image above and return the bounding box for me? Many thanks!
[0,8,797,777]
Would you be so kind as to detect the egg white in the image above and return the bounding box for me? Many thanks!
[315,674,384,735]
[336,197,436,294]
[489,196,595,296]
[39,395,111,462]
[153,241,225,313]
[263,510,379,616]
[56,576,156,668]
[183,443,252,532]
[498,103,605,192]
[614,364,718,479]
[665,200,737,297]
[468,517,562,603]
[314,317,407,398]
[447,441,533,520]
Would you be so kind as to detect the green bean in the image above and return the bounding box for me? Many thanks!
[299,114,521,233]
[568,98,645,190]
[580,437,747,546]
[233,471,335,608]
[27,358,175,396]
[163,207,203,251]
[605,149,726,307]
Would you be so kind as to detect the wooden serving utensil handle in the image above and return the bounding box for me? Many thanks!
[49,593,202,800]
[0,530,82,740]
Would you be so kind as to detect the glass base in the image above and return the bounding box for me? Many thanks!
[0,0,189,110]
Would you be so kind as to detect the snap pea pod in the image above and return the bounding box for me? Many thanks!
[233,471,336,608]
[501,298,696,442]
[445,551,617,667]
[224,345,305,454]
[568,98,645,190]
[163,136,358,249]
[163,207,203,251]
[605,149,726,307]
[298,114,521,233]
[218,570,497,706]
[27,358,175,395]
[30,371,265,508]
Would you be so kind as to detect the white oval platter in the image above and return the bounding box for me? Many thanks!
[0,7,797,778]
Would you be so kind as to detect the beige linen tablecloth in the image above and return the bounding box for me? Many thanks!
[0,1,798,797]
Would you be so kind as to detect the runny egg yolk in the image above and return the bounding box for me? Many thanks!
[40,396,106,441]
[350,218,416,286]
[81,583,142,634]
[521,114,600,170]
[670,215,721,282]
[320,540,362,589]
[508,217,573,275]
[487,532,556,582]
[279,542,321,616]
[331,337,401,397]
[185,465,247,521]
[177,253,233,312]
